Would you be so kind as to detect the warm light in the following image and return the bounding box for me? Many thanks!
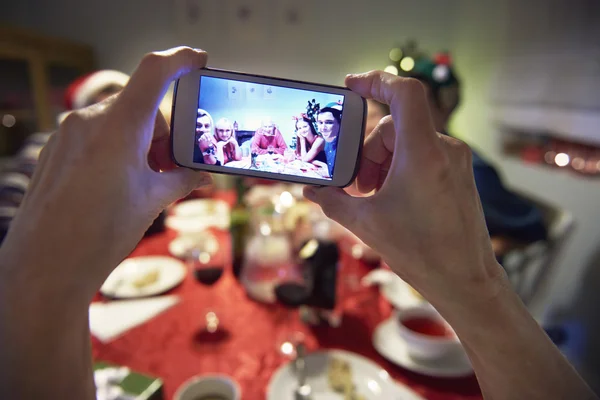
[384,65,398,75]
[274,203,283,214]
[597,161,600,171]
[198,252,211,264]
[400,57,415,71]
[300,239,319,259]
[205,238,219,254]
[280,341,294,355]
[389,48,403,62]
[432,65,449,82]
[279,191,294,208]
[544,151,556,164]
[554,153,570,167]
[2,114,16,128]
[367,379,382,394]
[259,222,272,236]
[572,157,585,170]
[351,244,364,259]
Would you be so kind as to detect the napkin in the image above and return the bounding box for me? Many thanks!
[361,269,397,287]
[89,296,179,342]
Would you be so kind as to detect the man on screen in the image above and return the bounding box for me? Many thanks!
[315,105,342,178]
[250,118,287,155]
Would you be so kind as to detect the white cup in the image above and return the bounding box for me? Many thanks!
[397,305,463,361]
[174,375,241,400]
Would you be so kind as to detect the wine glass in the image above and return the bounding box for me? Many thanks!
[273,251,312,358]
[186,235,224,337]
[267,145,275,156]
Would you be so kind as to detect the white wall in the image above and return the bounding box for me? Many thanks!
[450,0,600,316]
[4,0,599,314]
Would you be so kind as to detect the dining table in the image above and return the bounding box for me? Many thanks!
[91,192,483,400]
[225,153,327,180]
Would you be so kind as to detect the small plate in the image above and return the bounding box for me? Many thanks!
[166,199,230,233]
[373,318,473,378]
[168,232,220,259]
[377,271,427,310]
[267,349,423,400]
[100,256,186,299]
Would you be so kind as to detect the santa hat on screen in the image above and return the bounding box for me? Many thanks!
[63,70,129,110]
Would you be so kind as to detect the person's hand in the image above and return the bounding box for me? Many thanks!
[1,47,211,301]
[303,71,507,311]
[198,134,214,152]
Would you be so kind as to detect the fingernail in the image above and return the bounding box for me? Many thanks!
[346,73,357,79]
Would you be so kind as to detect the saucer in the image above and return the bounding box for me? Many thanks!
[373,317,473,378]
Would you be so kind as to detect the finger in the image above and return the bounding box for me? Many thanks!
[356,116,395,193]
[116,46,208,132]
[148,111,177,172]
[153,168,212,206]
[303,186,363,230]
[345,71,439,158]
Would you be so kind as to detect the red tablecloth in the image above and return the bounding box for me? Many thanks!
[92,196,482,399]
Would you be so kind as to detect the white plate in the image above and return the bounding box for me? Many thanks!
[166,199,230,233]
[380,273,427,310]
[373,318,473,378]
[267,349,423,400]
[100,256,186,299]
[168,232,220,259]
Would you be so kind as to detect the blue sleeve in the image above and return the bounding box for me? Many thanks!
[472,152,548,243]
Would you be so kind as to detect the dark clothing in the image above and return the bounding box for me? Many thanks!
[471,149,547,243]
[324,139,338,178]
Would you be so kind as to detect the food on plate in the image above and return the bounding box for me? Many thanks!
[327,357,366,400]
[132,269,160,289]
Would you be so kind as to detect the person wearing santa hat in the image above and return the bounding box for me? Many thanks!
[368,48,548,259]
[0,70,129,244]
[59,70,130,122]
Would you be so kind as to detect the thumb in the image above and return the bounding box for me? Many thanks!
[303,186,362,230]
[153,168,212,206]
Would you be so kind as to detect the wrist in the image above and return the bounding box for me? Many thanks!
[1,221,103,304]
[416,263,524,341]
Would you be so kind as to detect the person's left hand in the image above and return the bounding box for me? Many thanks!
[1,47,211,301]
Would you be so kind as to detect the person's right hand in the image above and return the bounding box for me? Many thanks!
[304,71,508,312]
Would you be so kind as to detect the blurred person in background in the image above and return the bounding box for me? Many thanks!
[367,50,548,260]
[0,70,128,244]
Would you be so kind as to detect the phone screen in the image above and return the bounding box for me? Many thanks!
[194,76,345,181]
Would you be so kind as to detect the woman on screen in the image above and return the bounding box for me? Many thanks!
[316,106,342,177]
[251,118,287,156]
[214,118,242,165]
[294,116,326,164]
[196,109,218,165]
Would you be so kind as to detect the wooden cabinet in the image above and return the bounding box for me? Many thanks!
[0,26,94,156]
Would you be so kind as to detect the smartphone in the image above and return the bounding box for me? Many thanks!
[170,68,366,187]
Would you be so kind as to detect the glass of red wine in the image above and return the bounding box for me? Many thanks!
[267,145,275,156]
[188,246,224,336]
[273,258,311,358]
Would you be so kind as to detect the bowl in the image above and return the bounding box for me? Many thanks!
[397,305,462,361]
[174,374,241,400]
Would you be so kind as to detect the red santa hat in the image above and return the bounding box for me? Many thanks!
[64,70,129,110]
